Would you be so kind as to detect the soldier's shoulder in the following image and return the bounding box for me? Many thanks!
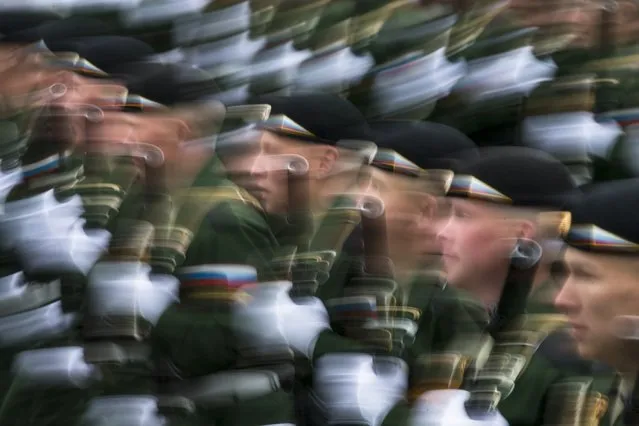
[199,187,271,233]
[536,328,596,374]
[208,199,267,228]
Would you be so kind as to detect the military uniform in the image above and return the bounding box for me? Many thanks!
[147,103,298,426]
[434,147,616,426]
[306,121,494,425]
[555,178,639,426]
[349,1,464,121]
[0,27,140,426]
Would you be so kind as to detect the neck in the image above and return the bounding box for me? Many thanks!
[457,265,509,310]
[614,342,639,375]
[313,174,355,216]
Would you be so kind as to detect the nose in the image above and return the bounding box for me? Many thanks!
[249,153,269,179]
[554,275,579,315]
[436,215,454,246]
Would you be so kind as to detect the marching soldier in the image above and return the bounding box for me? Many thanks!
[555,178,639,426]
[0,27,142,426]
[143,93,375,426]
[434,146,615,426]
[0,18,228,425]
[301,120,494,426]
[349,0,465,121]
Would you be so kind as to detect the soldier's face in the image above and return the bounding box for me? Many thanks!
[436,199,522,290]
[239,131,316,215]
[372,170,441,267]
[554,247,639,366]
[219,131,285,214]
[221,135,265,193]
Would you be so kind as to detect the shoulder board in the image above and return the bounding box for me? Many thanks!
[543,377,609,426]
[409,352,471,401]
[510,313,569,333]
[177,186,263,212]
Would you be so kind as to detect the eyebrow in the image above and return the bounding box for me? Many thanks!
[566,259,599,275]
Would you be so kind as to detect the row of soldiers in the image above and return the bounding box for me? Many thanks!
[0,2,639,426]
[5,0,639,180]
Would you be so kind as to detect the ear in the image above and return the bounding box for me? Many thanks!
[419,194,438,220]
[315,146,339,178]
[517,219,536,240]
[175,118,192,142]
[502,218,537,241]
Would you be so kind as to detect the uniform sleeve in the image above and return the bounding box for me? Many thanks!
[183,201,280,281]
[377,286,490,426]
[311,329,368,362]
[152,304,238,377]
[154,200,280,376]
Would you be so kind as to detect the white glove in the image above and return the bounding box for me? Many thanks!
[12,346,99,389]
[0,300,76,347]
[233,280,330,359]
[87,262,179,325]
[1,190,110,275]
[313,354,408,426]
[0,167,22,215]
[410,390,509,426]
[455,46,556,102]
[371,48,466,115]
[81,396,166,426]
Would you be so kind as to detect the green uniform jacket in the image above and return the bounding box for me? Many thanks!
[151,182,295,426]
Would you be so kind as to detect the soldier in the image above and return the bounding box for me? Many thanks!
[0,27,140,426]
[554,178,639,426]
[228,93,380,425]
[302,146,599,426]
[0,27,226,426]
[75,58,297,426]
[434,146,614,426]
[180,93,376,282]
[296,121,495,426]
[367,119,492,325]
[134,93,372,426]
[349,0,465,121]
[243,93,374,237]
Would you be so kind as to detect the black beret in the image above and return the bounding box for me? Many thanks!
[248,93,374,145]
[0,11,61,37]
[564,179,639,255]
[370,120,478,171]
[449,147,577,209]
[2,16,114,43]
[104,61,219,106]
[105,62,180,105]
[47,36,154,71]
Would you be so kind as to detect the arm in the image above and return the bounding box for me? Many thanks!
[184,200,280,281]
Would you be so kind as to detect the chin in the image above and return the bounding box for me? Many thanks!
[574,342,600,362]
[443,271,463,288]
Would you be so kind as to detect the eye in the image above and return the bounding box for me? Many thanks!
[453,207,472,219]
[573,267,597,281]
[550,261,568,283]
